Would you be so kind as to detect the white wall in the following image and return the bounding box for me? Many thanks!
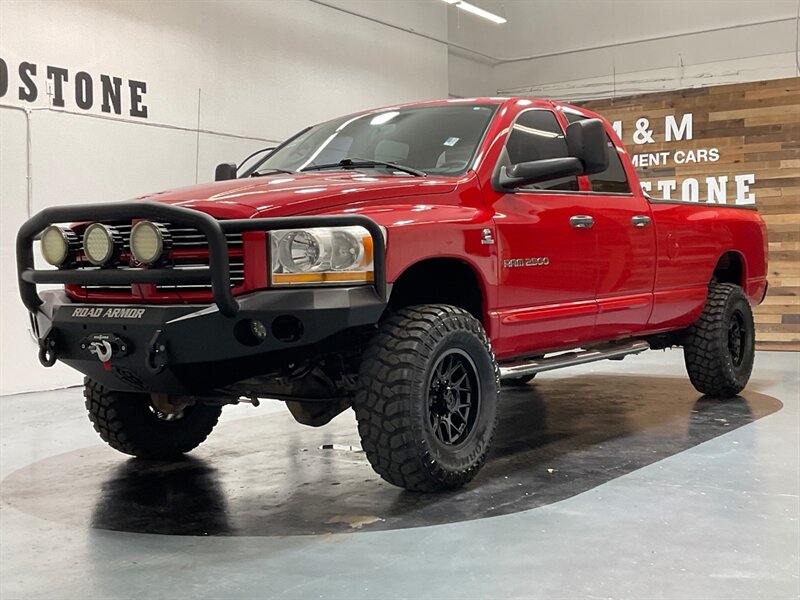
[0,0,448,395]
[447,0,797,62]
[444,1,799,100]
[493,19,799,101]
[447,52,495,98]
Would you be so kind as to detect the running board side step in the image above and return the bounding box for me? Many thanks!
[499,340,650,380]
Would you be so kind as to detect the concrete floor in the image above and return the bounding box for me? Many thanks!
[1,349,798,599]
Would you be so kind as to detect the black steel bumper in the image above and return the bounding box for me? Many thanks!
[30,287,385,394]
[17,201,388,394]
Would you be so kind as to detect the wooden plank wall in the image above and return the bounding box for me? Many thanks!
[577,77,800,350]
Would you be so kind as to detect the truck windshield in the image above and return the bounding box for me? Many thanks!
[249,104,498,177]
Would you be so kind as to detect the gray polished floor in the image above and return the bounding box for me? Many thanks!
[1,349,798,599]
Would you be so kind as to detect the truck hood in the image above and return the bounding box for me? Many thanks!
[137,172,458,218]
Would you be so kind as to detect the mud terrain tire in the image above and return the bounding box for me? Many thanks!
[84,378,221,459]
[353,305,500,492]
[683,283,755,398]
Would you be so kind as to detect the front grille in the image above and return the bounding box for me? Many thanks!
[158,224,244,291]
[73,220,245,296]
[115,223,133,246]
[155,256,245,291]
[165,226,243,249]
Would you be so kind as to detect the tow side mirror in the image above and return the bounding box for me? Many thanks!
[215,162,238,181]
[566,118,609,175]
[499,157,584,189]
[495,117,611,191]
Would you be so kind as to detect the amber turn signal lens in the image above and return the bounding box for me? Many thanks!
[271,271,375,285]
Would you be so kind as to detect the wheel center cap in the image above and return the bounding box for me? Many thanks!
[444,388,457,411]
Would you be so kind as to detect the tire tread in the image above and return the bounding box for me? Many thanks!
[353,305,499,492]
[684,283,754,397]
[84,378,221,458]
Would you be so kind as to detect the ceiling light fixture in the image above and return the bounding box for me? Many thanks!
[442,0,506,25]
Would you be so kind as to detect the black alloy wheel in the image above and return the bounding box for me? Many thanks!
[728,310,746,367]
[427,349,481,447]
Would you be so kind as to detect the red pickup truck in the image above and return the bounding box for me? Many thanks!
[17,98,768,492]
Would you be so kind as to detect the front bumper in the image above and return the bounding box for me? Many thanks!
[32,286,385,394]
[17,201,388,395]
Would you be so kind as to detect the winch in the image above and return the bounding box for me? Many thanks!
[80,333,130,369]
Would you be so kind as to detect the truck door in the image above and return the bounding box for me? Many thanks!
[489,108,600,357]
[563,111,656,338]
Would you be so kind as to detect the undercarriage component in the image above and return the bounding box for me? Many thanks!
[150,393,196,416]
[218,354,359,426]
[286,398,351,427]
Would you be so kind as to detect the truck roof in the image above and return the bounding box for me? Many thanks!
[322,97,602,128]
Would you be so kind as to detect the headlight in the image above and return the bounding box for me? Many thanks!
[130,221,169,264]
[270,226,377,286]
[330,229,364,270]
[277,230,327,273]
[82,223,119,266]
[40,225,77,267]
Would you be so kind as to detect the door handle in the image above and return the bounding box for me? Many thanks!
[632,215,652,228]
[570,215,594,229]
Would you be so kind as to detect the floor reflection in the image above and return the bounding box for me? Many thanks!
[2,375,781,536]
[90,458,231,535]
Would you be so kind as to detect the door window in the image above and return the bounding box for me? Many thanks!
[503,110,579,191]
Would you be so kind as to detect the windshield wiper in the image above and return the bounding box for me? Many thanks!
[300,158,426,177]
[250,168,294,177]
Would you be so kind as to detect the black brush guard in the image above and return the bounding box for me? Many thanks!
[17,201,387,316]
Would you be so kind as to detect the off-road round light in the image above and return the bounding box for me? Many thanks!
[130,221,168,264]
[40,226,75,266]
[82,223,118,266]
